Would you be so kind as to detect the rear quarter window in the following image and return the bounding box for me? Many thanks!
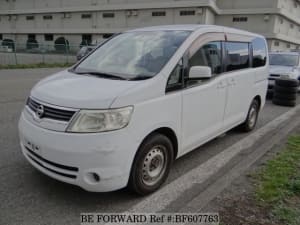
[252,37,267,68]
[225,42,250,72]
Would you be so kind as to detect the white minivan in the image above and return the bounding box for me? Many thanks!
[19,25,268,195]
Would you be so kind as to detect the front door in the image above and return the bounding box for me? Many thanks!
[181,39,228,153]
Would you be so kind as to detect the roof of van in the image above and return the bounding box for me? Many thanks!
[127,24,263,38]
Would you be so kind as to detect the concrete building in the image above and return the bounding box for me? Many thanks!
[0,0,299,51]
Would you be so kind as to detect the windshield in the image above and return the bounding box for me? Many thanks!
[73,31,191,79]
[269,54,299,66]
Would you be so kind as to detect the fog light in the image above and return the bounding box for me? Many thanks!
[85,172,101,184]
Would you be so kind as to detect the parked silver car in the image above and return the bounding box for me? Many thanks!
[268,52,300,94]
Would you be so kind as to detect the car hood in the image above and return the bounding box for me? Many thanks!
[269,65,294,75]
[31,70,139,109]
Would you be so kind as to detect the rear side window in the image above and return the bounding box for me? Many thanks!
[252,38,267,68]
[225,42,250,72]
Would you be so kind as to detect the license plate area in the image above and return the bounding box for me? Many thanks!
[24,139,41,155]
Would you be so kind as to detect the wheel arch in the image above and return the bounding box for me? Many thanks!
[253,95,262,110]
[137,127,179,161]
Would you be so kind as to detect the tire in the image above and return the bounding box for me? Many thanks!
[273,92,297,101]
[275,79,299,88]
[128,133,174,195]
[266,90,273,99]
[274,85,298,94]
[272,98,296,107]
[240,99,259,132]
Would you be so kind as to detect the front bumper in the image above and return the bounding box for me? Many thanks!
[18,111,139,192]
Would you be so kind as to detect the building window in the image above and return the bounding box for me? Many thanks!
[274,41,280,46]
[43,15,53,20]
[290,23,294,29]
[81,34,92,45]
[152,11,166,17]
[81,14,92,19]
[103,33,113,39]
[26,15,34,20]
[44,34,54,41]
[103,12,115,18]
[28,34,36,40]
[180,10,195,16]
[233,17,248,22]
[0,34,2,40]
[287,43,291,48]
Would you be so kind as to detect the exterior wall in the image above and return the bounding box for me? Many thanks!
[269,39,300,51]
[0,5,214,46]
[0,0,299,52]
[278,0,300,20]
[217,0,278,9]
[216,14,276,34]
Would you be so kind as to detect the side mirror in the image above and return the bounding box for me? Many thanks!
[189,66,212,79]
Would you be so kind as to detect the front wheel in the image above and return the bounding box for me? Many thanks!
[240,99,259,132]
[128,133,174,195]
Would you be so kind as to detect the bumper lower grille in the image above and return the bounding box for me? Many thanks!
[25,146,78,179]
[27,98,76,122]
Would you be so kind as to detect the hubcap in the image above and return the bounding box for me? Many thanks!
[142,146,167,186]
[248,106,257,128]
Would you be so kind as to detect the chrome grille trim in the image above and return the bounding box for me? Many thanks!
[27,97,76,122]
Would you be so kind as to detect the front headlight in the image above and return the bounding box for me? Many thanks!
[67,106,133,133]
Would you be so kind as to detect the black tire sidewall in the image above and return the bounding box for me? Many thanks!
[244,100,259,131]
[274,85,298,94]
[273,98,296,107]
[275,79,299,88]
[273,92,297,101]
[129,133,174,195]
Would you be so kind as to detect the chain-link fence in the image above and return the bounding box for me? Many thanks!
[0,41,81,65]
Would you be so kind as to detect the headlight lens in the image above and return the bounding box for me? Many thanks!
[67,106,133,133]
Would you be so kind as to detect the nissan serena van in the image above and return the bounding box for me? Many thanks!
[19,25,268,195]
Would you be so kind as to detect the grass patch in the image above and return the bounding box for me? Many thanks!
[254,135,300,224]
[0,62,74,69]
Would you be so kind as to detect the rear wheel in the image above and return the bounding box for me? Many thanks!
[240,99,259,132]
[128,133,174,195]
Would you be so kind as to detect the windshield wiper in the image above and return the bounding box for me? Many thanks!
[130,75,153,81]
[74,71,127,80]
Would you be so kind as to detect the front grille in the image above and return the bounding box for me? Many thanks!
[27,97,76,122]
[25,146,78,179]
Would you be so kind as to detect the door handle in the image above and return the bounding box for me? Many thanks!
[217,81,227,89]
[228,78,236,86]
